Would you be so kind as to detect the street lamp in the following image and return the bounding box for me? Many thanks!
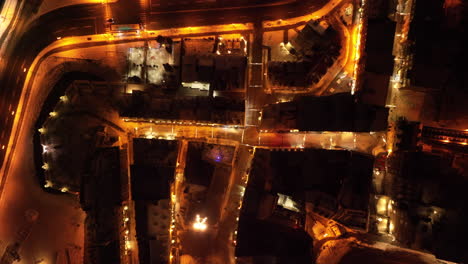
[44,180,53,188]
[42,144,50,154]
[192,214,207,231]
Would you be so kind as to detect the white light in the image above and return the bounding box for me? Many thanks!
[192,214,207,231]
[60,187,68,192]
[59,95,68,102]
[42,163,49,170]
[42,145,50,154]
[145,132,156,139]
[49,111,58,117]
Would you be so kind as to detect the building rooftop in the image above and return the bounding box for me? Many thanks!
[243,148,374,230]
[121,92,245,125]
[131,138,178,201]
[364,19,396,75]
[133,138,179,167]
[184,142,215,187]
[235,216,313,263]
[261,93,388,132]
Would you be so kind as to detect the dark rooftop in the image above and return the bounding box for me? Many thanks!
[133,138,179,167]
[247,148,374,213]
[184,142,215,187]
[235,216,313,264]
[131,138,178,201]
[364,19,396,74]
[131,165,173,201]
[121,93,245,125]
[261,93,388,132]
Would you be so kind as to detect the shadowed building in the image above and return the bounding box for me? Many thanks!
[131,139,179,264]
[260,93,388,132]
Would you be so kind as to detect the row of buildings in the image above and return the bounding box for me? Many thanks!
[260,93,388,132]
[126,37,248,98]
[369,118,468,262]
[235,148,375,263]
[267,19,341,91]
[120,91,245,125]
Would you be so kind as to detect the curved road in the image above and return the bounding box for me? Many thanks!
[0,0,330,191]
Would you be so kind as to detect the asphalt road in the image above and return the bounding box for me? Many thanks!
[0,0,329,176]
[0,3,104,173]
[146,0,327,29]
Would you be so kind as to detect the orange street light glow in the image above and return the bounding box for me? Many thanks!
[193,214,208,231]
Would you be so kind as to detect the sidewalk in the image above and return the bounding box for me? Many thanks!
[0,0,19,56]
[0,0,17,40]
[35,0,118,19]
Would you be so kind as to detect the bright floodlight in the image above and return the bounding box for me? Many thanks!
[193,214,207,231]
